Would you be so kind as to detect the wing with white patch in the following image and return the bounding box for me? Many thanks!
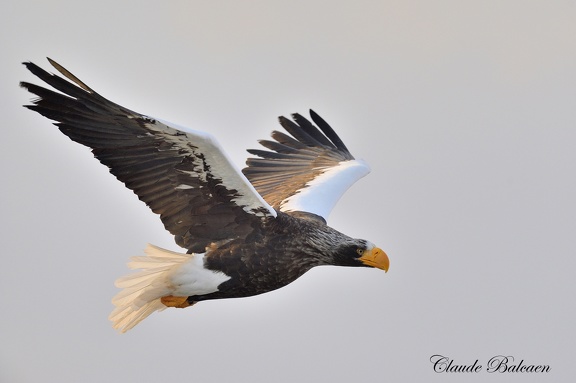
[21,59,275,252]
[243,110,370,221]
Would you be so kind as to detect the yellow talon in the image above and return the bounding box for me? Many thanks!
[161,295,191,308]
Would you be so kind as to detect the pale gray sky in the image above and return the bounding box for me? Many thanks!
[2,1,575,382]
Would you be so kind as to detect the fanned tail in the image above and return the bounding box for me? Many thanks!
[109,244,191,333]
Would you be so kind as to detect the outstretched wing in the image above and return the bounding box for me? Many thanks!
[21,58,276,253]
[243,110,370,221]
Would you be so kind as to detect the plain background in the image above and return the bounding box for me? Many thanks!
[1,1,574,382]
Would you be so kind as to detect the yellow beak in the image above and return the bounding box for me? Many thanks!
[359,247,389,272]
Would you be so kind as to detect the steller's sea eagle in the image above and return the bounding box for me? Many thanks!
[20,59,389,333]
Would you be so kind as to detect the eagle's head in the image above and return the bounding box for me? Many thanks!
[333,240,389,272]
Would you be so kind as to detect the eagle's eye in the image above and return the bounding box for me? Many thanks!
[356,248,365,256]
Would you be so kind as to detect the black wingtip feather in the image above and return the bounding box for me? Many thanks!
[291,113,335,148]
[278,115,327,148]
[22,60,89,101]
[308,109,351,154]
[22,59,105,104]
[46,58,94,93]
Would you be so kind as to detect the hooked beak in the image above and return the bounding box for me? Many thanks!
[359,247,389,272]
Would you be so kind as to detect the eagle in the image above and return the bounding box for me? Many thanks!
[21,59,389,333]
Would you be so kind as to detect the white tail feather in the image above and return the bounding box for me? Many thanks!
[109,244,192,333]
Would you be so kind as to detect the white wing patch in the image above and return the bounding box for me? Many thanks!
[147,118,277,218]
[280,159,370,219]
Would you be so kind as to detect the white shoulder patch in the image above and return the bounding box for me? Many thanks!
[280,159,370,220]
[149,118,277,218]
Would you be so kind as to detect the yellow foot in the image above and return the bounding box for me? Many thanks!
[161,295,191,308]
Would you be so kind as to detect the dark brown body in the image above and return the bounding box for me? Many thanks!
[191,211,349,302]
